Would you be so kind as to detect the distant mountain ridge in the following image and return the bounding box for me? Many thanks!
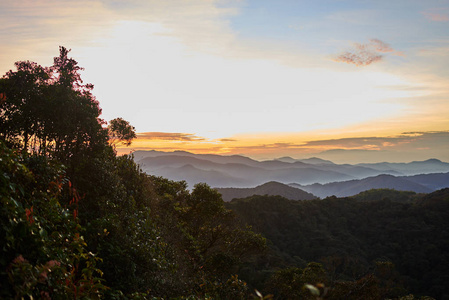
[136,152,356,187]
[215,171,449,201]
[133,150,258,166]
[216,181,317,202]
[134,150,449,190]
[290,172,449,198]
[357,158,449,175]
[405,172,449,190]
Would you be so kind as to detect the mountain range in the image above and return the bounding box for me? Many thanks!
[215,171,449,201]
[291,172,449,198]
[134,150,449,191]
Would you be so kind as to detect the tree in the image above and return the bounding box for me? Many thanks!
[108,117,136,147]
[0,60,51,150]
[0,46,107,161]
[266,263,328,299]
[52,46,84,89]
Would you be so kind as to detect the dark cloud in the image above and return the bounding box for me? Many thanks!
[333,39,396,66]
[137,132,205,141]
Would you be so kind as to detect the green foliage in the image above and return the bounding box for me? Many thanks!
[0,141,105,299]
[351,189,421,203]
[265,263,328,299]
[228,193,448,299]
[144,179,267,298]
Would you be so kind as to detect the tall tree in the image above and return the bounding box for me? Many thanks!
[0,46,107,161]
[0,61,51,150]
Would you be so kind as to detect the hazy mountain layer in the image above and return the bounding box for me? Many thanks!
[290,172,449,198]
[135,150,449,189]
[137,152,354,187]
[357,158,449,175]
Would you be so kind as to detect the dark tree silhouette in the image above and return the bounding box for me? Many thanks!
[108,117,137,146]
[0,46,106,161]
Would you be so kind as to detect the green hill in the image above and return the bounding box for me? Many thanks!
[227,189,449,299]
[216,181,317,202]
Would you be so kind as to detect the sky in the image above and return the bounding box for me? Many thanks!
[1,0,448,163]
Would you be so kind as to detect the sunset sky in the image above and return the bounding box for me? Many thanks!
[1,0,448,163]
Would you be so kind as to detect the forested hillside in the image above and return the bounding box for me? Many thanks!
[294,174,436,198]
[1,48,443,299]
[216,181,317,202]
[227,190,449,299]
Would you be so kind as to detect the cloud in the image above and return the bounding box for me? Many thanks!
[260,131,449,162]
[228,131,449,160]
[369,39,393,53]
[303,136,408,149]
[422,8,449,22]
[333,39,400,66]
[220,143,301,156]
[303,132,449,149]
[334,50,382,66]
[137,132,205,141]
[0,0,241,73]
[418,46,449,58]
[219,138,238,142]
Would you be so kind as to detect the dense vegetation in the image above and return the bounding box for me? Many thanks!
[1,47,444,299]
[227,190,449,299]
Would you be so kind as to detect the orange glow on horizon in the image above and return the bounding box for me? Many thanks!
[115,127,449,162]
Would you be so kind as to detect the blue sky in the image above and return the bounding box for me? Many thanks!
[0,0,448,162]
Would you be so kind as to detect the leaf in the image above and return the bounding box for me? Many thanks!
[304,284,320,296]
[18,185,25,196]
[39,228,48,238]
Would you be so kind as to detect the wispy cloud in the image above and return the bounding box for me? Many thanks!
[303,136,406,149]
[422,8,449,22]
[369,39,393,53]
[312,132,449,163]
[219,138,238,142]
[303,132,449,149]
[228,131,449,162]
[333,39,402,66]
[137,132,205,142]
[418,46,449,58]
